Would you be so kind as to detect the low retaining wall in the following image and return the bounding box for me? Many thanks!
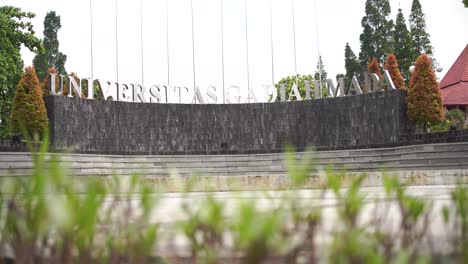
[42,90,413,154]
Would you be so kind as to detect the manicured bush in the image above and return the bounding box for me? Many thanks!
[384,53,406,89]
[407,54,444,127]
[10,66,48,137]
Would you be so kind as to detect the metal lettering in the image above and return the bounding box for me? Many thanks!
[348,76,363,95]
[245,86,258,103]
[133,84,147,103]
[326,78,345,97]
[265,84,277,102]
[382,70,396,90]
[288,82,302,101]
[280,83,287,102]
[67,76,82,98]
[174,86,189,103]
[365,73,381,93]
[314,80,322,99]
[96,80,115,100]
[192,86,205,104]
[149,85,162,103]
[84,78,94,99]
[49,73,62,96]
[226,86,241,104]
[119,84,131,101]
[304,80,312,100]
[207,86,218,103]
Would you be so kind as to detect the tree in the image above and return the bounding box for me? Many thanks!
[359,0,394,74]
[11,66,48,137]
[0,6,41,138]
[314,56,328,82]
[274,75,314,101]
[33,11,67,81]
[344,43,362,85]
[464,0,468,8]
[409,0,433,57]
[384,54,405,90]
[393,8,415,82]
[407,54,444,128]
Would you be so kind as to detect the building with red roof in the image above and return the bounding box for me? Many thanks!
[440,44,468,124]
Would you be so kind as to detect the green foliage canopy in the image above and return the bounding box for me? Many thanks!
[33,11,67,81]
[0,6,41,138]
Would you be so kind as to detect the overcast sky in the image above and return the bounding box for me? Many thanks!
[5,0,468,102]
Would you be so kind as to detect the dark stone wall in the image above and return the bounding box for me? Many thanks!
[44,90,414,154]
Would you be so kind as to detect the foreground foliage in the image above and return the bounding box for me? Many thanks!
[0,142,467,263]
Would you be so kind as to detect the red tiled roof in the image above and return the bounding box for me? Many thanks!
[442,82,468,106]
[440,44,468,106]
[440,45,468,89]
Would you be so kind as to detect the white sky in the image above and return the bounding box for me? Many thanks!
[4,0,468,102]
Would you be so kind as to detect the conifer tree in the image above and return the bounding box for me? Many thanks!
[33,11,67,81]
[344,43,361,82]
[384,54,405,90]
[11,66,48,136]
[394,8,415,82]
[359,0,394,74]
[314,56,328,82]
[409,0,433,57]
[407,54,443,127]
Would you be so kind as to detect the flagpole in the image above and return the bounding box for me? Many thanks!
[291,0,297,81]
[314,0,322,87]
[220,0,226,103]
[269,0,275,86]
[165,0,170,85]
[115,0,119,83]
[140,0,144,85]
[89,0,94,82]
[190,0,196,91]
[244,0,251,102]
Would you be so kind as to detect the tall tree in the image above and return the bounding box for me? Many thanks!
[344,43,361,82]
[11,66,48,137]
[0,6,41,138]
[314,56,328,82]
[464,0,468,8]
[409,0,433,57]
[358,0,394,74]
[33,11,67,81]
[407,54,443,128]
[393,8,415,82]
[384,54,405,90]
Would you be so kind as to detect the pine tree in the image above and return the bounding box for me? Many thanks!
[314,56,328,82]
[344,43,361,81]
[393,8,415,82]
[409,0,433,57]
[384,54,405,90]
[359,0,394,74]
[11,66,49,137]
[407,54,443,127]
[33,11,67,81]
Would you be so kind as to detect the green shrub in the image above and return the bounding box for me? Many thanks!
[10,66,48,137]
